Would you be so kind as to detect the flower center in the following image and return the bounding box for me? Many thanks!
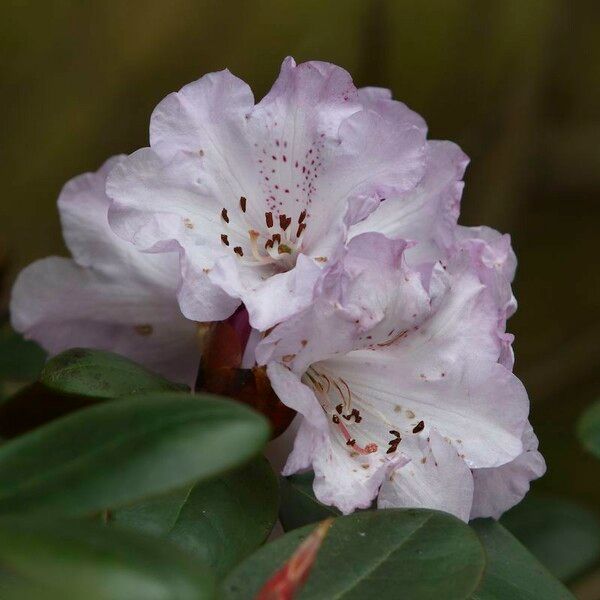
[219,196,308,270]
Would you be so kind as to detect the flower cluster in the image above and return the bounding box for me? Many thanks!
[11,57,544,521]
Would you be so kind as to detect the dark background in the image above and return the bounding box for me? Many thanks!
[1,0,599,594]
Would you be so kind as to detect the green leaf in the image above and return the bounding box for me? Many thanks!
[501,495,600,582]
[40,348,185,399]
[0,325,46,383]
[0,516,216,600]
[113,457,279,578]
[279,472,339,531]
[0,392,270,516]
[577,400,600,459]
[470,520,574,599]
[224,509,485,599]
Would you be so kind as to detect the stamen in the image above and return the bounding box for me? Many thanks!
[240,196,247,212]
[279,214,291,231]
[412,420,425,433]
[221,234,229,246]
[265,212,274,228]
[234,246,244,257]
[221,208,229,223]
[296,222,306,238]
[298,210,307,224]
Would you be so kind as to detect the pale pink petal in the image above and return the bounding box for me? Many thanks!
[454,225,518,369]
[350,141,469,266]
[257,233,429,372]
[283,418,401,515]
[59,155,126,268]
[470,423,546,520]
[378,430,474,522]
[150,68,255,159]
[209,253,322,331]
[266,362,328,430]
[11,257,199,385]
[321,353,526,469]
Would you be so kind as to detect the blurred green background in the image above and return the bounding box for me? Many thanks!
[1,0,599,594]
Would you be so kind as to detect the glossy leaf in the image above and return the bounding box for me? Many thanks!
[40,348,185,399]
[0,516,216,600]
[113,457,279,578]
[224,509,485,599]
[0,392,270,516]
[501,495,600,582]
[470,520,574,599]
[577,400,600,459]
[279,472,339,531]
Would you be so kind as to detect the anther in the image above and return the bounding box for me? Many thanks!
[234,246,244,257]
[335,404,343,414]
[296,222,306,238]
[265,212,273,228]
[221,208,229,223]
[298,210,307,224]
[412,421,425,433]
[221,234,229,246]
[279,214,291,231]
[240,196,247,212]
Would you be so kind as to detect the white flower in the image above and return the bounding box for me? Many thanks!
[258,233,532,520]
[106,57,428,330]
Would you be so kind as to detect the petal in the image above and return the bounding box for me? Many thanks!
[454,225,518,323]
[470,423,546,520]
[378,430,474,522]
[59,155,126,268]
[210,253,322,331]
[303,107,427,251]
[267,362,328,430]
[350,141,469,266]
[321,353,527,469]
[358,86,428,132]
[10,257,199,385]
[107,147,224,251]
[150,68,255,159]
[178,250,241,322]
[283,418,400,515]
[257,233,429,371]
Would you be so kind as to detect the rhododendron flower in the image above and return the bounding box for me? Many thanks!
[258,232,541,521]
[8,55,543,524]
[10,158,200,385]
[106,57,429,330]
